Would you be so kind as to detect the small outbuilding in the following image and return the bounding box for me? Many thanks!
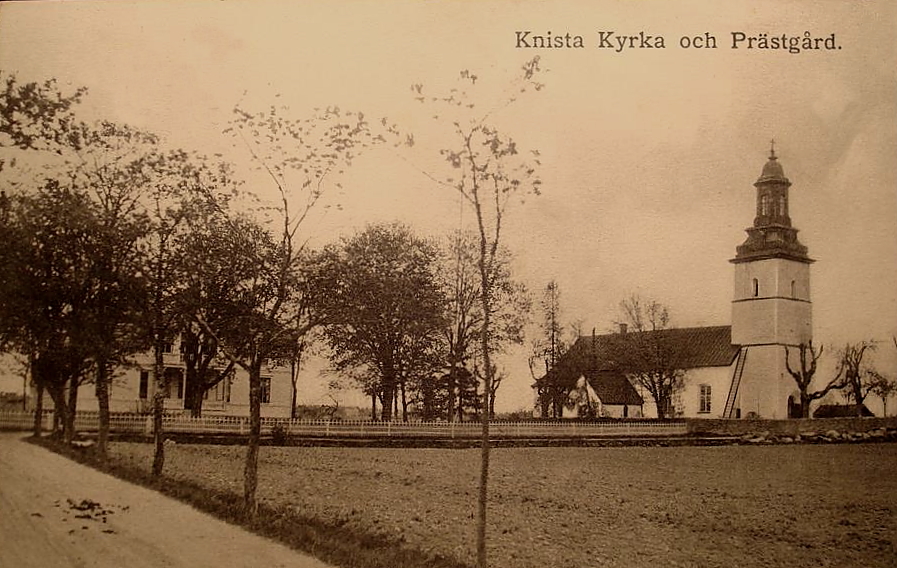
[559,370,644,419]
[812,404,874,418]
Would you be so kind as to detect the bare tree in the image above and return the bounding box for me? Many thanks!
[200,103,386,517]
[412,57,545,568]
[441,232,529,421]
[866,337,897,417]
[610,295,685,419]
[869,372,896,417]
[784,341,846,418]
[530,280,571,418]
[835,341,879,416]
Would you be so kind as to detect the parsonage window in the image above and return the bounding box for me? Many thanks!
[699,384,712,414]
[260,377,272,404]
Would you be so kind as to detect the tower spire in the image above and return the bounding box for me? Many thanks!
[732,146,811,264]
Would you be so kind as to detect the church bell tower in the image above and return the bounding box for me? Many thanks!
[729,145,813,418]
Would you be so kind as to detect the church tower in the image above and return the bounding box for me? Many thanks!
[727,145,813,418]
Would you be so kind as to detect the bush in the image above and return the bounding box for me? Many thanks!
[271,422,289,446]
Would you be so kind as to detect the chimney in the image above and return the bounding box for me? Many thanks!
[618,323,628,334]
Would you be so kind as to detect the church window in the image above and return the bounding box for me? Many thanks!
[699,384,712,414]
[777,196,786,217]
[760,194,771,216]
[752,278,759,297]
[791,280,796,298]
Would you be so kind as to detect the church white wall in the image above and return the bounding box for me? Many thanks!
[732,258,810,301]
[732,258,812,346]
[678,365,736,418]
[734,344,794,419]
[732,298,812,346]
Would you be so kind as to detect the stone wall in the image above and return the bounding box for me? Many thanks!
[687,416,897,436]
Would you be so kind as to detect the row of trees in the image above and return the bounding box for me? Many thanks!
[1,59,547,566]
[0,73,397,510]
[312,223,530,423]
[786,337,897,418]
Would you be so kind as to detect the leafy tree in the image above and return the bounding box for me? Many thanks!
[412,57,545,568]
[610,295,686,419]
[0,182,99,442]
[784,341,845,418]
[0,71,86,436]
[140,154,239,475]
[315,222,447,422]
[166,179,242,421]
[60,120,161,459]
[441,231,480,422]
[0,71,86,156]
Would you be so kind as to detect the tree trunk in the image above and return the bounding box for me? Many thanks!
[854,385,865,417]
[64,378,78,444]
[49,384,63,437]
[32,382,44,437]
[47,382,64,437]
[151,342,166,477]
[400,380,408,422]
[370,392,377,421]
[381,381,394,422]
[243,357,263,517]
[800,391,811,419]
[95,360,111,460]
[185,379,204,418]
[290,359,299,420]
[447,363,457,423]
[456,391,462,422]
[475,240,493,568]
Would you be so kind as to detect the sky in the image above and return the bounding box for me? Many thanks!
[1,0,895,412]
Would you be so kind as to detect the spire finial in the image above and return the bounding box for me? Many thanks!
[769,138,777,160]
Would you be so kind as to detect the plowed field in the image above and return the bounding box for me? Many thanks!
[109,442,897,568]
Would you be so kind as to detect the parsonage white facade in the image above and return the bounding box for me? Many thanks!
[23,336,295,418]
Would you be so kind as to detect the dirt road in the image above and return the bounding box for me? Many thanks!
[0,433,334,568]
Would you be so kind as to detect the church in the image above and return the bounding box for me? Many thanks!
[534,147,814,420]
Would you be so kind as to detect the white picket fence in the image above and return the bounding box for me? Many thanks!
[0,411,688,438]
